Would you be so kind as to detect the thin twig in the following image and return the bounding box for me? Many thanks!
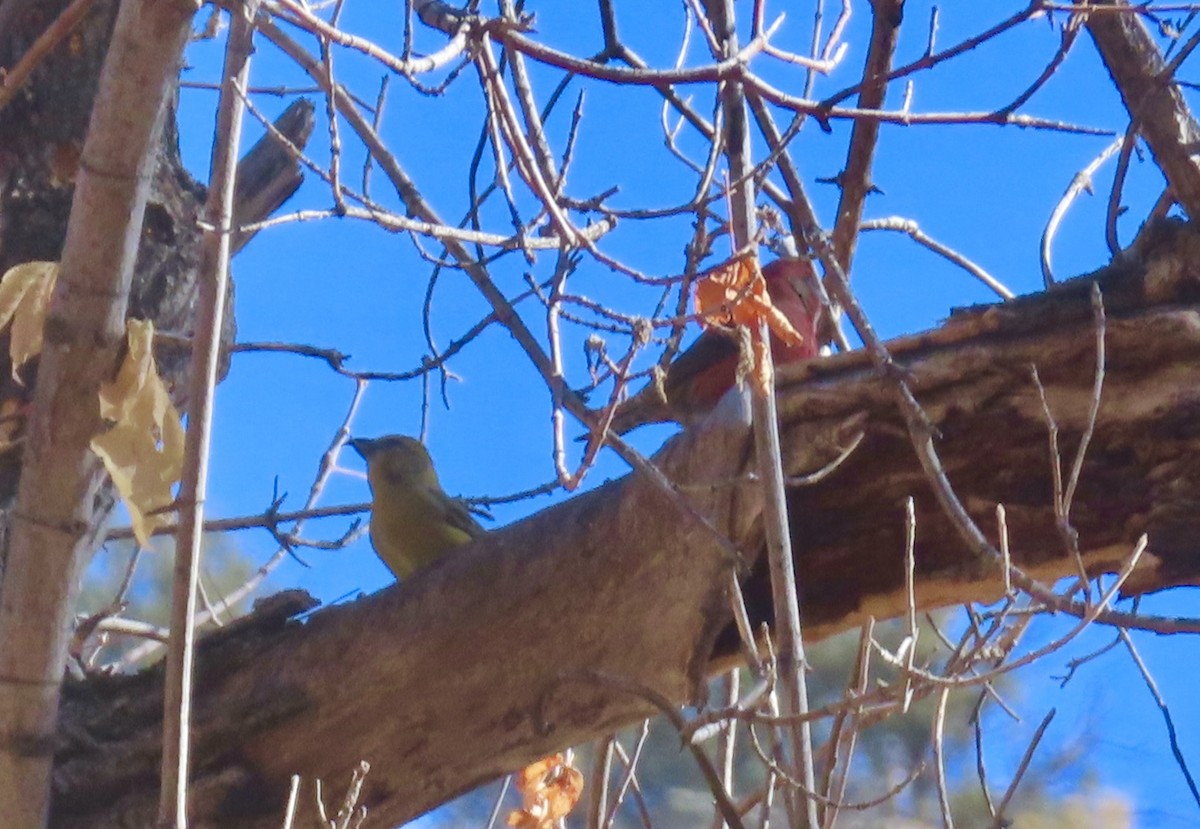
[282,774,301,829]
[819,619,873,829]
[587,737,615,829]
[902,497,918,713]
[991,12,1081,116]
[1041,137,1123,287]
[541,669,746,829]
[703,1,819,823]
[860,217,1014,299]
[161,4,258,825]
[483,775,512,829]
[973,706,997,820]
[1105,123,1140,256]
[1062,283,1106,516]
[608,727,654,829]
[932,687,954,829]
[1118,628,1200,807]
[119,381,370,670]
[717,670,741,829]
[987,709,1056,829]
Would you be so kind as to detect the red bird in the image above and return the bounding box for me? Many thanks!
[604,257,823,436]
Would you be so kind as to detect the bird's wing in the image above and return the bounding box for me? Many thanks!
[435,489,487,539]
[604,328,741,436]
[662,328,740,413]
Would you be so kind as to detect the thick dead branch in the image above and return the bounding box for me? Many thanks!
[232,98,315,253]
[49,219,1200,828]
[53,425,760,828]
[735,217,1200,640]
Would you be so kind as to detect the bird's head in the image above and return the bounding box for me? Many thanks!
[762,257,825,357]
[348,434,439,487]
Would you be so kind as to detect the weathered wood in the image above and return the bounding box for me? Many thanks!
[1086,1,1200,220]
[49,220,1200,829]
[54,424,759,828]
[737,217,1200,643]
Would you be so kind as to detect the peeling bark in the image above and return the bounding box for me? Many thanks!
[739,218,1200,643]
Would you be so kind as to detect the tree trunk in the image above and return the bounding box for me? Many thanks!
[0,1,311,823]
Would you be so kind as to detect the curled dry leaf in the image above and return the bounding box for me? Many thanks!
[695,254,806,395]
[506,753,584,829]
[694,254,806,348]
[0,260,58,383]
[90,319,185,548]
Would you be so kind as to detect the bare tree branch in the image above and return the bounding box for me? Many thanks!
[1086,0,1200,218]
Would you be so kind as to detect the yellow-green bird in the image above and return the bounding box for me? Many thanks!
[348,434,485,579]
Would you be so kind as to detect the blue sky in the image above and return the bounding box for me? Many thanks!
[150,2,1200,824]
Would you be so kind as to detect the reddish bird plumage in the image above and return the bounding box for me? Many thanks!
[605,257,823,436]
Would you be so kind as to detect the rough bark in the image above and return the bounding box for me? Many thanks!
[742,217,1200,641]
[0,0,314,514]
[48,219,1200,829]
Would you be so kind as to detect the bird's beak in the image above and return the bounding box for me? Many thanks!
[347,437,373,460]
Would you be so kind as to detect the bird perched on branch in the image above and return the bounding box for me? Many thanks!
[349,434,484,579]
[602,257,823,437]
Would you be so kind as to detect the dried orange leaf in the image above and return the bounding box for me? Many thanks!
[694,255,805,348]
[90,319,185,547]
[506,809,540,829]
[506,753,584,829]
[749,328,773,396]
[0,261,58,382]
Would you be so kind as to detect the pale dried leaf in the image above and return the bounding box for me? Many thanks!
[694,255,804,347]
[0,261,58,382]
[507,754,584,829]
[91,319,185,547]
